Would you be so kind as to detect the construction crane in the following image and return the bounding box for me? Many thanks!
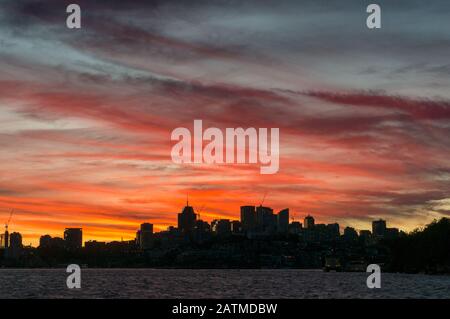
[5,209,13,233]
[2,209,13,248]
[196,205,205,220]
[259,191,268,207]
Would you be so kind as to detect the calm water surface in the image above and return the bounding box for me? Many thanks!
[0,269,449,299]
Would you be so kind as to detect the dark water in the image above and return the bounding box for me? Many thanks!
[0,269,449,299]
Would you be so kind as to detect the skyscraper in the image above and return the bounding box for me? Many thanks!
[304,215,315,229]
[139,223,153,250]
[178,204,197,233]
[64,228,82,249]
[372,219,387,239]
[9,232,23,258]
[256,206,276,233]
[9,232,22,249]
[277,208,289,233]
[240,206,256,231]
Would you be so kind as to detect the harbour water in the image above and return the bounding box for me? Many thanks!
[0,269,449,299]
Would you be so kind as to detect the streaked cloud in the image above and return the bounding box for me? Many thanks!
[0,0,449,245]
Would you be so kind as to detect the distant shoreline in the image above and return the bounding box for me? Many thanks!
[1,267,449,275]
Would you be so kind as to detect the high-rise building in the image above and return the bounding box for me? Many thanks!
[240,206,256,231]
[304,215,315,229]
[178,205,197,233]
[256,206,276,233]
[64,228,82,249]
[372,219,387,239]
[8,232,23,258]
[139,223,153,250]
[9,232,22,249]
[277,209,289,233]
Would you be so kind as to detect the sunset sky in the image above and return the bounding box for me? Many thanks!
[1,0,449,246]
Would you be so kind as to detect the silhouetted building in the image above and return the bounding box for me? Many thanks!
[327,223,340,240]
[195,220,211,233]
[5,232,22,259]
[85,240,106,250]
[304,215,315,229]
[135,230,141,247]
[288,221,302,234]
[106,240,136,252]
[240,206,256,231]
[3,230,9,248]
[192,220,212,243]
[386,227,399,239]
[39,235,52,248]
[256,206,276,233]
[64,228,82,249]
[139,223,154,250]
[211,219,231,235]
[307,224,326,242]
[178,205,197,233]
[343,227,358,241]
[39,235,66,249]
[359,230,373,245]
[231,221,242,234]
[372,219,387,239]
[307,223,340,242]
[277,209,289,233]
[359,230,371,237]
[9,232,22,249]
